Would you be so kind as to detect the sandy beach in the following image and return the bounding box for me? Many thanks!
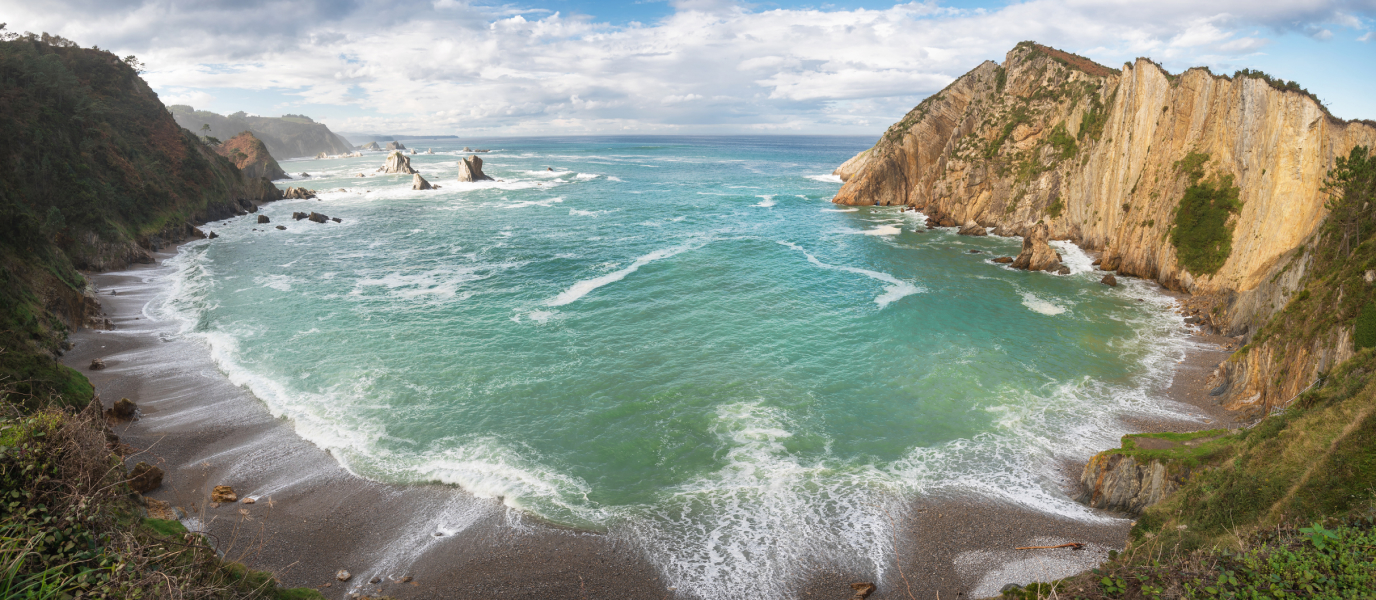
[64,249,1238,600]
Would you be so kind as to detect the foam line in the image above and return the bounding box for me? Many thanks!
[778,241,922,308]
[546,240,708,307]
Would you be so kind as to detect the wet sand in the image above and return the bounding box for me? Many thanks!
[65,252,1238,600]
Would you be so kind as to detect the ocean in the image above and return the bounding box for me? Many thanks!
[154,135,1197,597]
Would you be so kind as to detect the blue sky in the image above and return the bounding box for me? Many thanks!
[4,0,1374,135]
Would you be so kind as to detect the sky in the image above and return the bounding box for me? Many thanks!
[3,0,1374,136]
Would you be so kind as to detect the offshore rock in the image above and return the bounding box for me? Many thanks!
[412,174,433,190]
[257,215,270,224]
[1010,222,1062,272]
[1101,274,1118,287]
[308,212,329,223]
[283,187,316,200]
[316,152,327,159]
[458,155,493,182]
[1078,453,1192,515]
[958,220,987,236]
[992,256,1014,264]
[386,141,406,151]
[361,141,381,151]
[380,151,417,175]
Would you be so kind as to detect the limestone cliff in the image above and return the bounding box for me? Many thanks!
[168,106,354,159]
[217,131,288,181]
[834,42,1376,412]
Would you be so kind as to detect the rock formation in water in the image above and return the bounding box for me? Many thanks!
[957,220,987,236]
[412,174,433,190]
[458,155,493,181]
[1010,222,1062,271]
[361,141,381,151]
[386,141,406,151]
[216,131,288,181]
[168,106,354,159]
[831,41,1376,411]
[380,151,418,174]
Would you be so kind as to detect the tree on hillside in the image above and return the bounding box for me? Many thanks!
[1323,146,1376,257]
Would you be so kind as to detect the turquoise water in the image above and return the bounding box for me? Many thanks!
[157,136,1192,596]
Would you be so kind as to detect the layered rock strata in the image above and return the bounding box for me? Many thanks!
[458,155,493,182]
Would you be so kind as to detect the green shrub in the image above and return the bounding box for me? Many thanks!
[1356,302,1376,349]
[1170,153,1242,275]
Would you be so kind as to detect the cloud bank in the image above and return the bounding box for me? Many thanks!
[4,0,1374,134]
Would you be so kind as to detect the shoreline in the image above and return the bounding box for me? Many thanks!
[65,240,1236,599]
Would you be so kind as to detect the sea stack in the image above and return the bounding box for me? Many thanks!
[386,141,406,151]
[380,151,418,174]
[412,173,433,190]
[458,155,493,182]
[1010,222,1063,272]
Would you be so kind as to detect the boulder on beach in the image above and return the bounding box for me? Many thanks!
[89,358,106,370]
[1010,222,1063,272]
[458,155,494,182]
[1101,274,1118,287]
[128,462,163,493]
[336,570,352,582]
[380,151,418,175]
[211,485,237,503]
[108,397,137,420]
[851,582,877,599]
[958,220,987,236]
[257,215,270,224]
[412,174,433,190]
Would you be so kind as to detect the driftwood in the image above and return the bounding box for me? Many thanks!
[1015,543,1085,550]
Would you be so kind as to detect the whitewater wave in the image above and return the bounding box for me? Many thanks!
[805,174,843,184]
[546,240,709,307]
[1020,292,1067,316]
[778,241,922,309]
[754,195,776,207]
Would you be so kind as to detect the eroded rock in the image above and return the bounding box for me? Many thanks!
[257,215,270,224]
[129,462,163,493]
[958,220,987,236]
[380,151,417,175]
[1010,222,1062,272]
[458,155,494,182]
[412,174,433,190]
[108,397,137,420]
[211,485,237,503]
[1078,452,1193,515]
[1102,274,1118,287]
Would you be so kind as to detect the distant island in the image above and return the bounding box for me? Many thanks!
[168,106,354,160]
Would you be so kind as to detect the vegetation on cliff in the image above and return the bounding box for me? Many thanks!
[168,106,353,160]
[216,132,288,181]
[0,30,315,599]
[1168,152,1242,276]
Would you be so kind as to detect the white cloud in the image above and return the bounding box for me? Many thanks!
[3,0,1374,134]
[1360,31,1375,41]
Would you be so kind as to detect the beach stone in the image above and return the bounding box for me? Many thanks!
[1101,274,1118,287]
[257,215,270,224]
[850,582,876,598]
[275,225,286,230]
[958,220,987,236]
[89,358,106,370]
[211,485,237,503]
[109,397,137,420]
[241,497,256,504]
[458,155,494,182]
[128,462,163,493]
[336,570,352,582]
[370,576,381,584]
[993,256,1014,264]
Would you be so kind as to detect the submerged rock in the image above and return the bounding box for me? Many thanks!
[993,256,1014,264]
[1010,222,1062,272]
[1101,274,1118,287]
[129,462,163,493]
[308,212,329,223]
[458,155,493,182]
[275,225,286,230]
[412,174,433,190]
[257,215,270,224]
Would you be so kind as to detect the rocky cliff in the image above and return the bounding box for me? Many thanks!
[168,106,354,160]
[217,131,288,181]
[834,42,1376,412]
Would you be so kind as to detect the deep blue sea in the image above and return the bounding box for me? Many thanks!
[156,136,1195,596]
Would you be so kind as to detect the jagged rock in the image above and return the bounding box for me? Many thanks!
[128,462,163,493]
[458,155,493,182]
[292,212,308,220]
[426,148,433,154]
[361,141,381,151]
[211,485,237,503]
[958,220,987,236]
[1056,266,1071,275]
[145,496,180,520]
[283,186,316,199]
[412,174,433,190]
[257,215,270,224]
[299,172,310,177]
[1079,452,1193,515]
[1010,222,1062,272]
[409,149,416,154]
[1092,258,1103,266]
[331,217,341,223]
[850,582,876,599]
[993,256,1014,264]
[386,141,406,151]
[380,151,418,175]
[336,570,352,582]
[1102,274,1118,287]
[108,397,137,420]
[191,226,207,239]
[463,146,472,152]
[275,225,286,230]
[308,212,329,223]
[215,132,288,180]
[316,152,327,159]
[90,358,106,370]
[1100,255,1121,271]
[208,231,218,239]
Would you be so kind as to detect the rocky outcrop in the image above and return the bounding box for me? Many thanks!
[1078,453,1193,515]
[957,220,987,236]
[215,131,288,180]
[1101,274,1118,287]
[379,151,417,174]
[283,187,316,199]
[1010,222,1062,271]
[362,141,381,151]
[316,152,327,159]
[386,141,406,151]
[412,174,433,190]
[458,155,493,182]
[426,148,433,154]
[128,462,163,493]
